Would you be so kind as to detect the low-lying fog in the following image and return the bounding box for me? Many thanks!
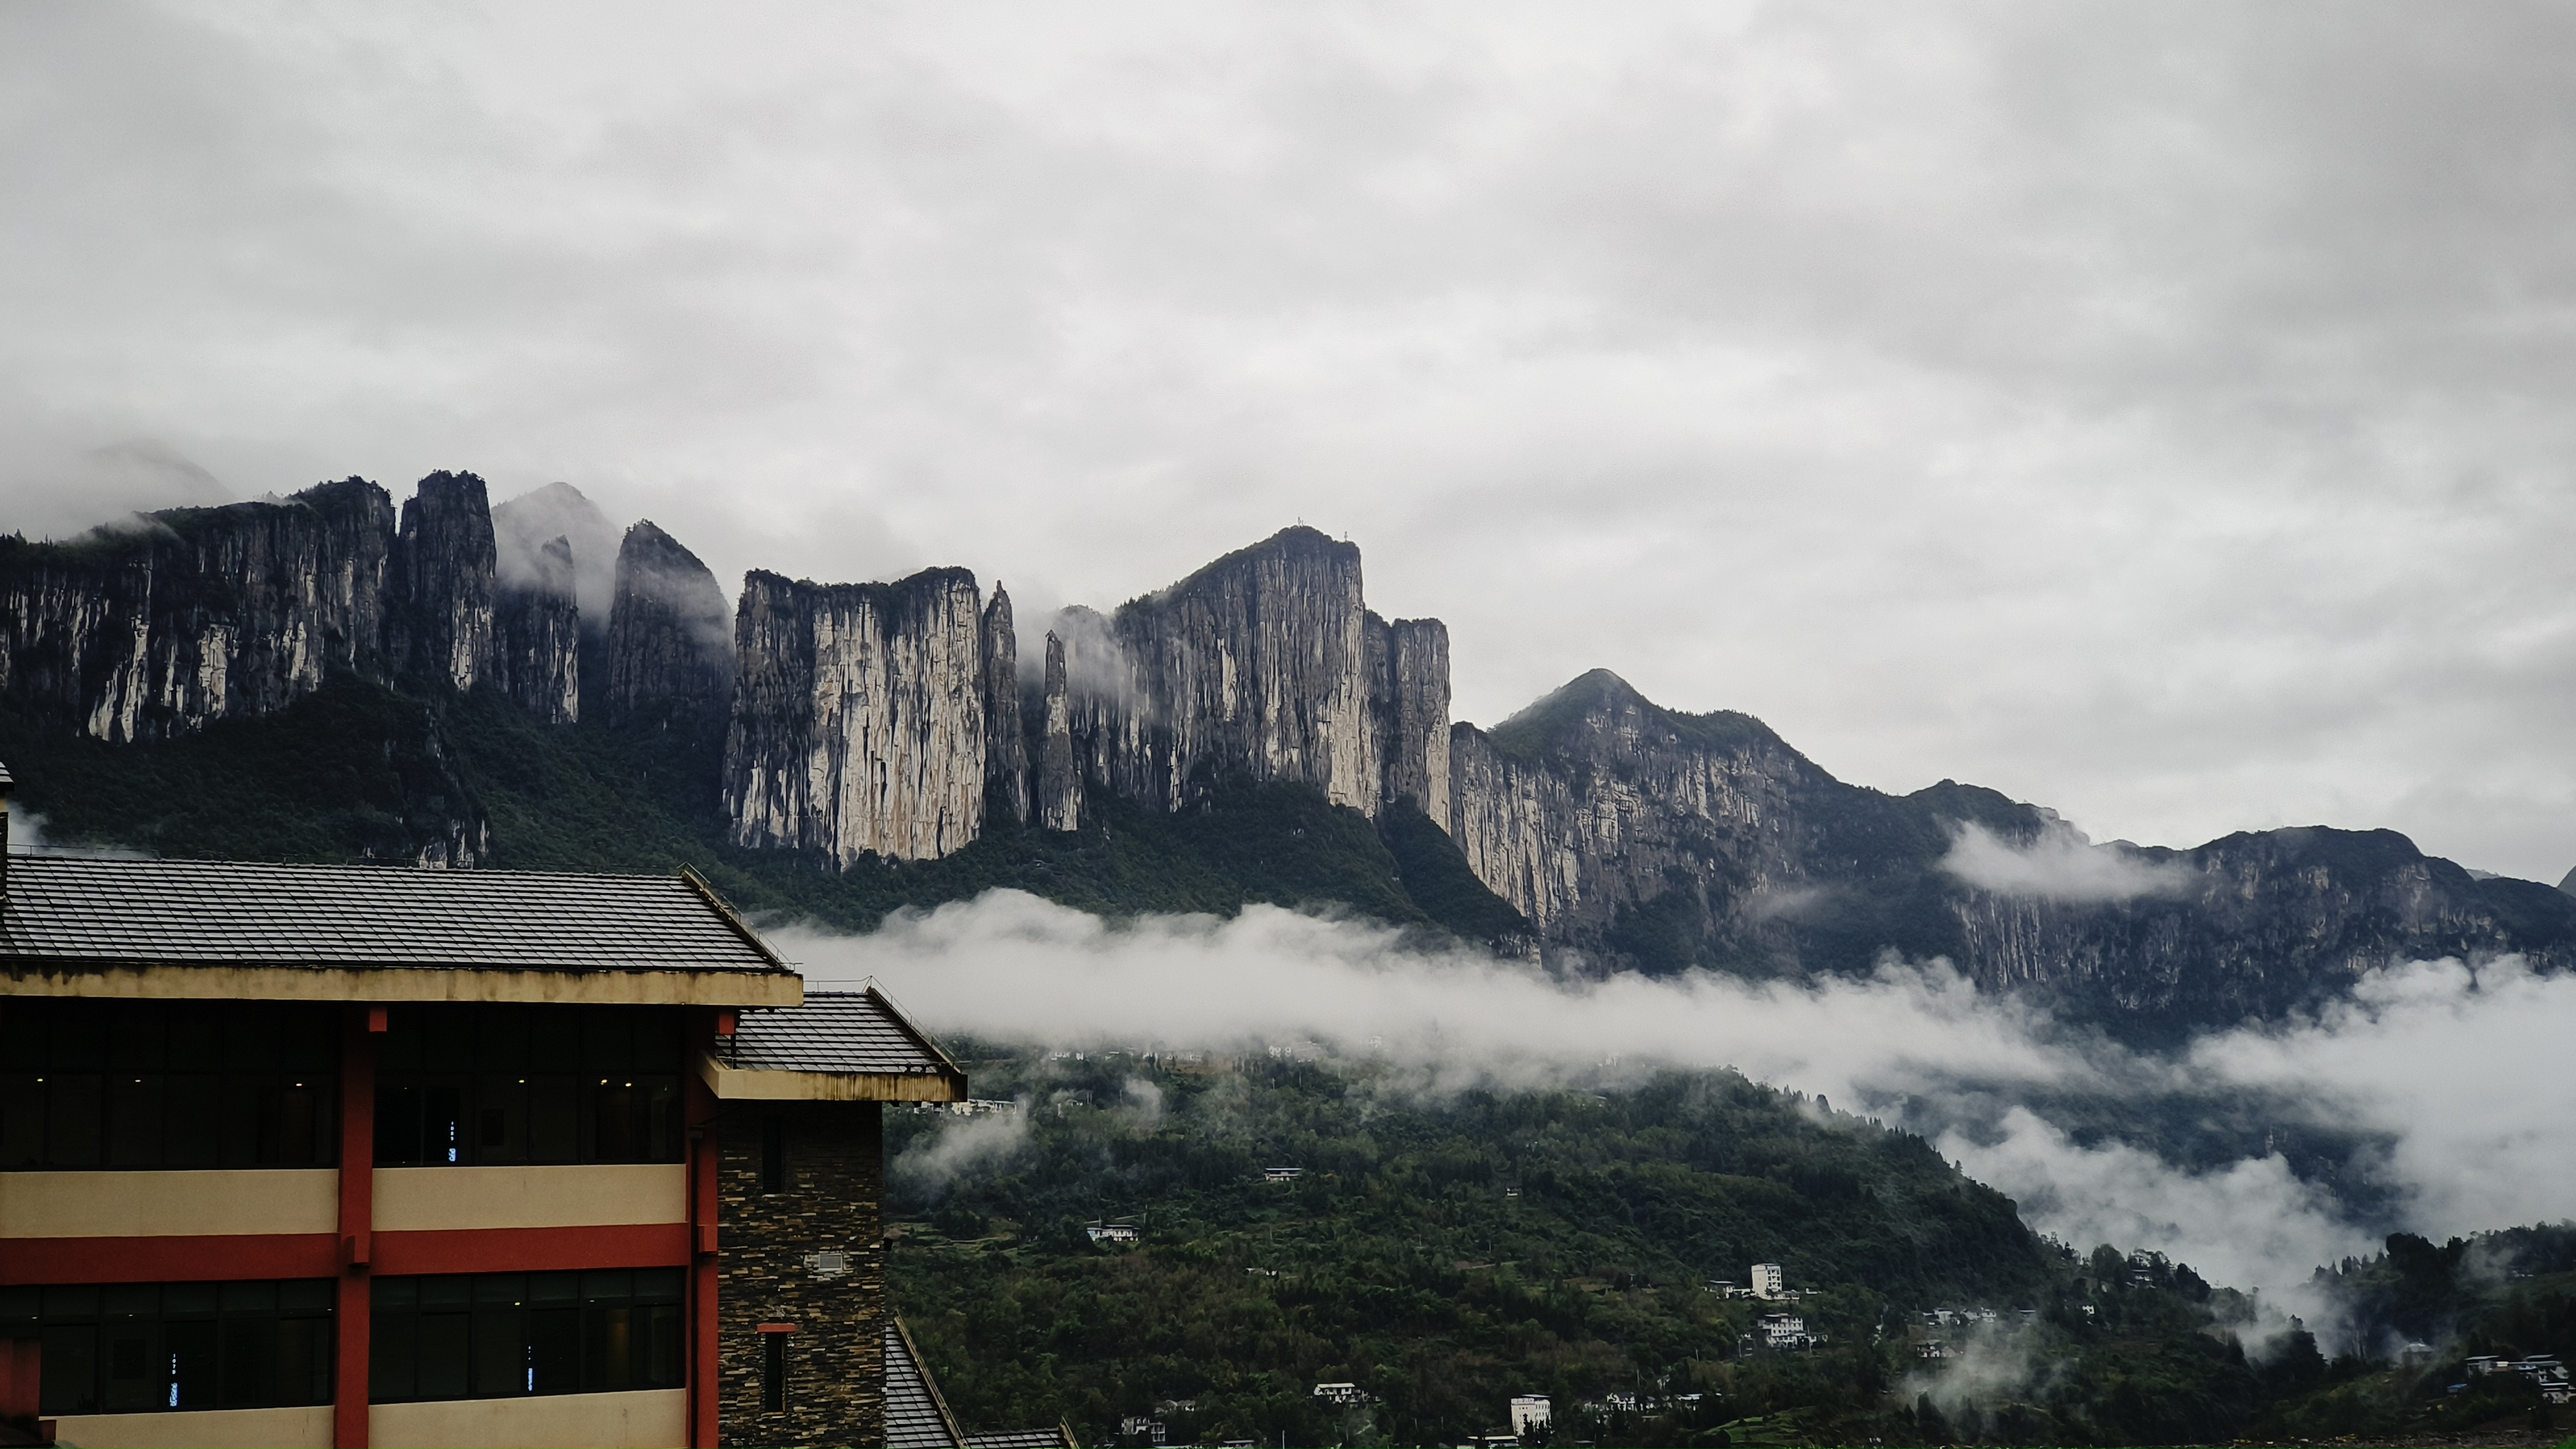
[777,885,2576,1330]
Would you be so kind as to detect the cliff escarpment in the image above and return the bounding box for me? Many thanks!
[0,476,396,741]
[724,567,990,864]
[1114,527,1384,813]
[1027,527,1456,837]
[10,487,2573,1034]
[1442,667,2576,1027]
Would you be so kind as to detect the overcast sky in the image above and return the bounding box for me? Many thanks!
[10,3,2576,878]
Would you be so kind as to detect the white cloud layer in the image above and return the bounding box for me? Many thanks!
[1940,822,2190,902]
[781,890,2576,1308]
[8,4,2576,876]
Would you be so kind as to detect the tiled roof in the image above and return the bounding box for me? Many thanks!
[885,1321,1070,1449]
[0,856,787,976]
[884,1322,962,1449]
[719,988,957,1077]
[964,1431,1077,1448]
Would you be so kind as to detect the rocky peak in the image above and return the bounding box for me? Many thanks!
[1449,670,1824,939]
[603,520,732,728]
[981,585,1028,824]
[389,471,498,693]
[1113,525,1381,813]
[491,482,619,636]
[1037,629,1080,831]
[1486,668,1803,772]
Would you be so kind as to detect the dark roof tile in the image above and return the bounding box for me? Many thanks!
[963,1432,1077,1448]
[0,856,784,976]
[721,990,954,1077]
[884,1322,962,1449]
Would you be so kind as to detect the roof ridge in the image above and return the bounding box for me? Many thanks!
[6,855,709,884]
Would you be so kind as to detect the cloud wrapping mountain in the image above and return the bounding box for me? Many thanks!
[783,889,2576,1321]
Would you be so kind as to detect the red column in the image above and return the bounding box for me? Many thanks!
[688,1012,727,1448]
[335,1005,382,1449]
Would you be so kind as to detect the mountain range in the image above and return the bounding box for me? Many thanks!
[4,471,2570,1038]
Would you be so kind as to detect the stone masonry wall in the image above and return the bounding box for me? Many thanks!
[716,1100,885,1448]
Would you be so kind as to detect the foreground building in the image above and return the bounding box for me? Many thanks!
[0,767,965,1447]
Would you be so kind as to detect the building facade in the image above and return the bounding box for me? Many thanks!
[0,772,962,1448]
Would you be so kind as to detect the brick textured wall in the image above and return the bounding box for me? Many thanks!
[716,1100,885,1447]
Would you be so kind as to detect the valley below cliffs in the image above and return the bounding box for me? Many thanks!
[4,472,2570,1036]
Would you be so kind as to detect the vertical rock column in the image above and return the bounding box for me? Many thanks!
[1037,632,1080,831]
[389,470,498,693]
[981,586,1028,825]
[724,568,989,864]
[495,535,581,724]
[604,520,734,729]
[1374,615,1452,825]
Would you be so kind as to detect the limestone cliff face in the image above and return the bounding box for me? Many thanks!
[1112,527,1383,813]
[494,535,581,724]
[981,586,1027,824]
[1372,614,1451,824]
[389,471,498,693]
[1040,606,1160,820]
[1439,668,2576,1029]
[1942,827,2576,1025]
[1037,632,1080,831]
[0,477,396,741]
[724,567,989,864]
[1446,670,1816,939]
[604,521,733,728]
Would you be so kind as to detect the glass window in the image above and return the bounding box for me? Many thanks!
[27,1280,332,1416]
[368,1270,685,1401]
[760,1116,786,1193]
[0,1000,339,1172]
[374,1006,686,1167]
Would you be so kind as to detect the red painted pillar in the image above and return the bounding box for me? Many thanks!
[0,1335,40,1423]
[688,1012,728,1448]
[335,1005,382,1449]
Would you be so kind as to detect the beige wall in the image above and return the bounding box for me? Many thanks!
[374,1163,686,1232]
[0,1165,684,1238]
[0,1170,337,1238]
[47,1404,332,1448]
[370,1388,686,1448]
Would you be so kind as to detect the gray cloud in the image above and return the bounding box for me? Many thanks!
[1940,821,2190,903]
[492,482,622,629]
[889,1101,1033,1201]
[8,5,2576,873]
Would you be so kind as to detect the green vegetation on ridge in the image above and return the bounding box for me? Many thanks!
[889,1046,2576,1446]
[887,1046,2051,1446]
